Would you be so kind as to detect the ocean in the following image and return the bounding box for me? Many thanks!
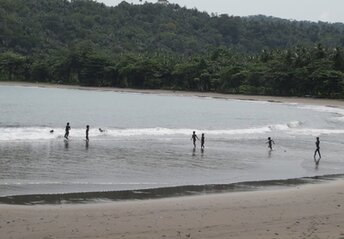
[0,85,343,203]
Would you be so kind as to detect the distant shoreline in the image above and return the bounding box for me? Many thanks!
[1,81,344,108]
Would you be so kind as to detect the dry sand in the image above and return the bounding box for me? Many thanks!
[1,81,344,238]
[0,180,343,239]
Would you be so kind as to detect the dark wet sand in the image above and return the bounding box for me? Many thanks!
[0,180,343,239]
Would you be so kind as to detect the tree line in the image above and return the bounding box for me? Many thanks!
[1,44,344,98]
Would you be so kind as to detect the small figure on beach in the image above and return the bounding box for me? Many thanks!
[201,133,205,149]
[64,122,71,140]
[314,137,321,165]
[99,128,105,133]
[86,125,89,141]
[266,137,275,150]
[50,130,54,133]
[191,131,199,148]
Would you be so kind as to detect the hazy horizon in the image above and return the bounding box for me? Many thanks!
[96,0,344,23]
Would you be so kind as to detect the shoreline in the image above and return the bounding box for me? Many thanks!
[1,81,344,108]
[0,174,343,205]
[1,179,343,239]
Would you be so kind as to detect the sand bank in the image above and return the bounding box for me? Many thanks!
[0,180,343,239]
[1,81,344,108]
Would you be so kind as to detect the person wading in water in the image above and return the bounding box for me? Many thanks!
[314,137,321,165]
[191,131,199,148]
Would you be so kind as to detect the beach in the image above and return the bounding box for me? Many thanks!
[1,81,344,238]
[0,180,343,239]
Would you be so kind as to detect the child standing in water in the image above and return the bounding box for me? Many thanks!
[314,137,321,165]
[86,125,89,141]
[266,137,275,150]
[191,131,199,148]
[64,122,71,140]
[201,133,205,149]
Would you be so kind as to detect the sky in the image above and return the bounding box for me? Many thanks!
[96,0,344,23]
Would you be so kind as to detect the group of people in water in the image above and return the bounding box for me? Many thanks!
[266,136,321,165]
[191,131,205,149]
[192,131,321,165]
[51,122,105,142]
[57,123,322,166]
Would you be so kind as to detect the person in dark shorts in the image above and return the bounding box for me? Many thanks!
[314,137,321,164]
[86,125,89,141]
[191,131,199,148]
[266,137,275,150]
[64,122,71,139]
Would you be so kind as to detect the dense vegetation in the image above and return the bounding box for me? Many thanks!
[1,0,344,98]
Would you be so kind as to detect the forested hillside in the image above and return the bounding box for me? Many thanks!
[1,0,344,98]
[1,0,344,55]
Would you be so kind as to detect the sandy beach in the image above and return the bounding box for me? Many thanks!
[0,180,343,239]
[1,81,344,239]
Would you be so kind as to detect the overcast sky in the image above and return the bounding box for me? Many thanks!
[96,0,344,23]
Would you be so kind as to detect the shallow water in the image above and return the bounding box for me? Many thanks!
[0,85,343,197]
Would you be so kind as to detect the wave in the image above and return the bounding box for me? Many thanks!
[5,120,344,140]
[288,128,344,136]
[298,105,344,121]
[0,126,270,141]
[0,121,309,141]
[268,120,302,130]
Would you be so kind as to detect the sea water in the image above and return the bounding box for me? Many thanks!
[0,85,343,199]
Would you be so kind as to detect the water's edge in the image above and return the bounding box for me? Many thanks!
[1,174,342,205]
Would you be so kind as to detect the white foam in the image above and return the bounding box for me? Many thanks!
[0,127,111,141]
[287,128,344,136]
[0,121,325,141]
[269,121,302,131]
[0,126,272,141]
[0,127,57,141]
[288,121,303,128]
[298,105,344,121]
